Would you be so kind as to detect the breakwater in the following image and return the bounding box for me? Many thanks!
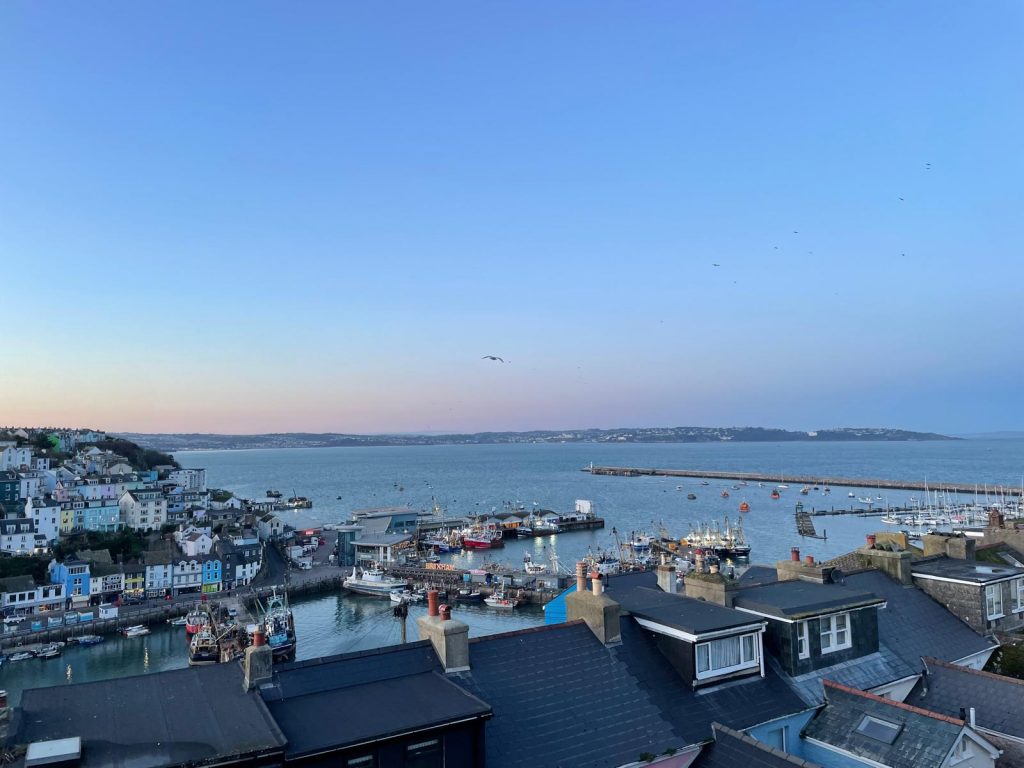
[584,466,1023,496]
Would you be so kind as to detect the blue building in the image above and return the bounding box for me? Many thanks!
[48,558,91,607]
[201,555,222,593]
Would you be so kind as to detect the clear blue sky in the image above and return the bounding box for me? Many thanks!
[2,2,1021,434]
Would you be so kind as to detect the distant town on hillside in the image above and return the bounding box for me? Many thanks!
[116,426,957,452]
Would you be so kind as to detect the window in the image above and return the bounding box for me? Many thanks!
[986,584,1004,619]
[695,632,760,679]
[1013,578,1024,613]
[797,620,810,659]
[346,755,376,768]
[404,738,442,768]
[856,715,901,744]
[820,613,851,654]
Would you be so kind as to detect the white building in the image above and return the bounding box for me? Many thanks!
[0,576,64,616]
[18,470,44,500]
[0,444,32,472]
[167,468,207,492]
[171,556,203,595]
[179,530,214,557]
[24,497,60,542]
[257,513,284,541]
[0,518,45,554]
[119,488,167,532]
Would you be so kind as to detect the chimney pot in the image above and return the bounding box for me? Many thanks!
[791,547,800,562]
[591,573,603,596]
[252,629,266,647]
[427,590,439,617]
[969,707,976,728]
[576,561,586,593]
[866,534,876,548]
[805,555,815,566]
[440,604,451,621]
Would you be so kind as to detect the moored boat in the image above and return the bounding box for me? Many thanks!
[258,589,297,661]
[123,624,151,638]
[343,564,409,597]
[738,501,750,513]
[484,592,518,610]
[75,634,104,646]
[770,489,780,500]
[7,650,36,661]
[188,627,220,666]
[185,609,208,635]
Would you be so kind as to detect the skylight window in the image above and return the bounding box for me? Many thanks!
[856,715,902,744]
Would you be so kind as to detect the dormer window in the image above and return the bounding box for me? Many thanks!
[695,632,759,679]
[820,613,851,653]
[797,621,810,659]
[985,585,1003,619]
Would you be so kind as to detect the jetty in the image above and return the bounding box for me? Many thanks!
[795,503,826,540]
[583,466,1024,497]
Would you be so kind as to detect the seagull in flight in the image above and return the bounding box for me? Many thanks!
[712,263,721,267]
[482,355,507,363]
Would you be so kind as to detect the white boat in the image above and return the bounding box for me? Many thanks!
[389,589,423,604]
[123,624,151,638]
[168,616,188,626]
[7,650,35,661]
[522,553,547,575]
[484,593,519,610]
[343,564,408,597]
[857,497,874,505]
[777,484,789,490]
[880,515,901,525]
[848,492,856,498]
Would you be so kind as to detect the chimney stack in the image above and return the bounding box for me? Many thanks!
[791,547,800,562]
[566,570,621,645]
[243,633,273,691]
[417,599,469,673]
[656,558,677,594]
[866,534,876,548]
[576,561,586,593]
[591,571,603,596]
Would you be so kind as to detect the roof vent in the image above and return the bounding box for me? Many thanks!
[25,736,82,767]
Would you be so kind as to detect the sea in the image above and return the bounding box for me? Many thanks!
[3,439,1022,703]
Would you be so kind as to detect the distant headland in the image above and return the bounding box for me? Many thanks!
[116,426,957,452]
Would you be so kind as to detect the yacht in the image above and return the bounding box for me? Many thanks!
[343,564,409,597]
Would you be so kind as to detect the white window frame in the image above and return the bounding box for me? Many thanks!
[986,584,1004,619]
[695,632,760,680]
[1012,578,1024,613]
[797,620,810,660]
[819,612,851,654]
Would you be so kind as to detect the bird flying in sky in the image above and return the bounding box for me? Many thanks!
[482,355,507,363]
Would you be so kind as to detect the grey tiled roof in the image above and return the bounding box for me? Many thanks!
[846,570,995,667]
[909,657,1024,740]
[621,586,764,635]
[693,722,822,767]
[452,621,681,768]
[775,646,915,706]
[804,681,965,768]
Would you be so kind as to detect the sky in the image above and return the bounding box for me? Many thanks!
[1,2,1022,435]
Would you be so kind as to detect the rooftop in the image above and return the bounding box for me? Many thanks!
[803,680,968,768]
[733,579,884,620]
[911,555,1024,584]
[622,586,763,637]
[693,722,821,768]
[845,569,995,667]
[910,657,1024,740]
[15,663,286,768]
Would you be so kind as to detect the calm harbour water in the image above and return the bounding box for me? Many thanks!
[4,439,1022,703]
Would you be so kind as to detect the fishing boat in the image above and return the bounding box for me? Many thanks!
[800,486,811,495]
[484,592,519,610]
[522,553,547,575]
[461,528,504,549]
[266,489,282,498]
[515,526,535,537]
[685,517,751,560]
[188,627,220,666]
[185,609,208,635]
[123,624,151,638]
[777,484,789,490]
[285,496,313,509]
[700,481,710,486]
[457,588,483,601]
[258,589,297,661]
[8,650,36,661]
[168,616,188,626]
[770,489,780,500]
[343,564,409,597]
[687,493,697,500]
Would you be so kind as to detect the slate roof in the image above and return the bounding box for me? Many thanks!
[909,657,1024,740]
[774,646,915,706]
[737,565,780,586]
[845,569,995,667]
[261,642,490,759]
[618,585,764,636]
[15,663,286,768]
[451,621,681,767]
[693,722,821,768]
[733,579,884,620]
[803,680,965,768]
[0,575,37,593]
[911,556,1024,584]
[614,618,813,742]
